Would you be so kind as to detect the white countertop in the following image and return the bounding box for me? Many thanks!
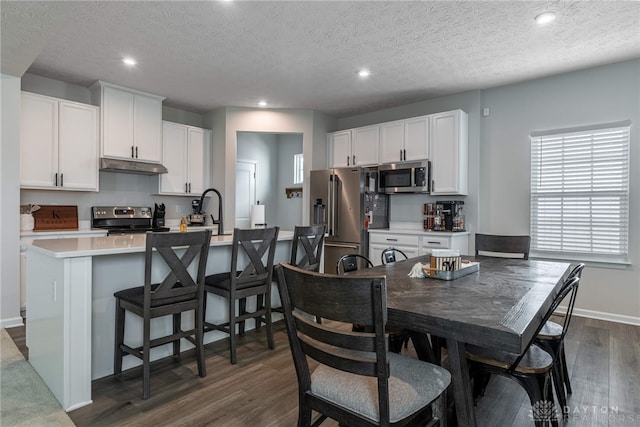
[24,230,294,258]
[369,228,470,236]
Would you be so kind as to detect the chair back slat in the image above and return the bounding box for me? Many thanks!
[475,233,530,259]
[291,225,326,271]
[293,311,377,352]
[144,230,211,306]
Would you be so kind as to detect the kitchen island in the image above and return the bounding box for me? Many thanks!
[23,231,293,411]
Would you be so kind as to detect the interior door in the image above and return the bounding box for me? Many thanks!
[235,160,256,228]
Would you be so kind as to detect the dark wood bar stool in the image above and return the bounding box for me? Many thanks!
[272,224,325,317]
[113,230,211,399]
[203,227,279,364]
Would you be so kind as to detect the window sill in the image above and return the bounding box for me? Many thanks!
[530,251,631,270]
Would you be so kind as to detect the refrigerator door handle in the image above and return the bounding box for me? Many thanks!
[324,242,359,250]
[331,174,339,237]
[327,178,333,235]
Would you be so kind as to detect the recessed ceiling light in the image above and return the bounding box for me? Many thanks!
[357,69,371,78]
[258,100,267,107]
[535,12,556,25]
[122,57,137,66]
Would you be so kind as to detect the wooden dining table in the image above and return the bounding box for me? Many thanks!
[352,255,571,427]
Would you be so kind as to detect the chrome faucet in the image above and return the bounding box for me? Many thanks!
[198,188,223,235]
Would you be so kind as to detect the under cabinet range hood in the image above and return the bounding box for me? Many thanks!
[99,158,168,175]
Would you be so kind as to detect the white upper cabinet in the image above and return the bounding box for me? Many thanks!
[379,116,430,163]
[92,81,164,163]
[20,92,99,191]
[429,109,468,195]
[159,121,210,196]
[329,126,378,167]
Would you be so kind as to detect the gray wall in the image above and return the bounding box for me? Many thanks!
[237,132,303,230]
[336,59,640,322]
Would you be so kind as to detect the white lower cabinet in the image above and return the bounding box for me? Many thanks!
[369,230,470,266]
[369,233,420,266]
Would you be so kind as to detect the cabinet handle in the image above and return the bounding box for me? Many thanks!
[347,156,350,166]
[135,146,139,158]
[185,183,188,193]
[60,173,63,187]
[188,182,191,193]
[427,241,441,245]
[386,238,398,242]
[431,180,435,192]
[54,172,58,187]
[403,149,406,161]
[352,155,356,165]
[400,149,403,161]
[131,146,135,158]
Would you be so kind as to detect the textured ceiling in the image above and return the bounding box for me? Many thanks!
[2,1,639,118]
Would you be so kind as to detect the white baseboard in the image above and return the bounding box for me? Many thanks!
[1,317,24,329]
[572,308,640,326]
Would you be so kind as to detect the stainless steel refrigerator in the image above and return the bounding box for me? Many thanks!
[310,167,389,273]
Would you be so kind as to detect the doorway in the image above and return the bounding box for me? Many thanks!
[235,160,256,228]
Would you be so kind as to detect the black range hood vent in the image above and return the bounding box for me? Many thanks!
[99,158,168,175]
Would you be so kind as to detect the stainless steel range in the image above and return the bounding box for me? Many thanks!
[92,206,170,235]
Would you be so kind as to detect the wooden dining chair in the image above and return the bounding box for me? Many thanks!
[475,233,531,259]
[380,247,409,265]
[466,276,580,427]
[275,262,451,427]
[336,253,409,354]
[535,263,585,416]
[203,226,279,364]
[113,229,211,399]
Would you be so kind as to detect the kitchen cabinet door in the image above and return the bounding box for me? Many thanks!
[352,125,379,166]
[187,127,208,195]
[58,101,99,190]
[20,93,59,188]
[379,120,404,163]
[133,94,163,163]
[159,122,210,196]
[430,110,468,195]
[102,86,135,159]
[329,130,351,167]
[404,115,430,162]
[160,122,189,195]
[20,92,98,191]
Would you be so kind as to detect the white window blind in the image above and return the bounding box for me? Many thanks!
[530,122,630,264]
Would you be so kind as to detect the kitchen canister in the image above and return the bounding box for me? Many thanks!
[20,213,35,231]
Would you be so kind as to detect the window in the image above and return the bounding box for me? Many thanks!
[293,153,303,184]
[530,121,630,264]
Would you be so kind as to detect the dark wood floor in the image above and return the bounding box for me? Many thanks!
[6,315,640,426]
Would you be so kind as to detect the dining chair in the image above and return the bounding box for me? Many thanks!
[275,262,451,427]
[203,226,279,364]
[113,229,211,399]
[466,276,581,427]
[535,263,585,416]
[336,253,373,274]
[475,233,531,259]
[380,247,409,265]
[336,253,409,354]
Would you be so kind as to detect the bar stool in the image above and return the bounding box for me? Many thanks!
[113,230,211,399]
[203,227,279,364]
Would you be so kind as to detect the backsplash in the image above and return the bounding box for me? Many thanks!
[20,172,195,222]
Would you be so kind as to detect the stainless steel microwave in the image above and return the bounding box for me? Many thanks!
[378,160,431,194]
